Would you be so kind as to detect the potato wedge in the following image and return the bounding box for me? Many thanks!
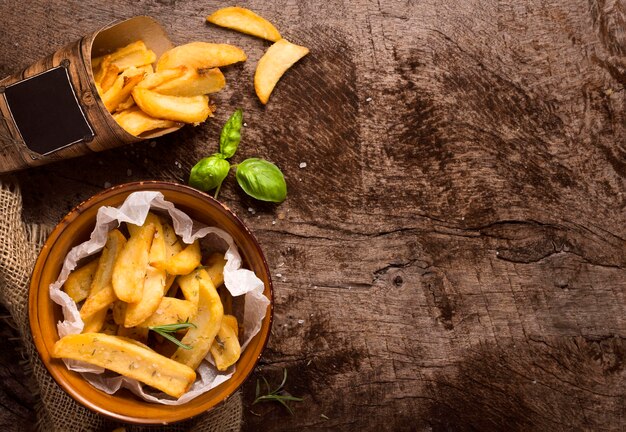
[137,297,197,328]
[204,252,226,287]
[102,73,145,113]
[162,220,183,291]
[82,308,107,333]
[99,61,120,93]
[80,285,116,321]
[210,315,241,371]
[207,7,281,42]
[222,314,239,336]
[136,67,187,90]
[254,38,309,104]
[110,48,156,71]
[52,333,196,398]
[112,301,127,326]
[112,223,156,303]
[154,68,225,97]
[127,212,167,264]
[124,266,167,328]
[171,276,223,370]
[157,240,202,275]
[132,88,212,124]
[177,268,206,305]
[63,259,98,303]
[156,42,246,71]
[80,230,126,320]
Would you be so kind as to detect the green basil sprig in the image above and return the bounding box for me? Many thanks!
[188,109,287,203]
[236,158,287,203]
[219,108,242,159]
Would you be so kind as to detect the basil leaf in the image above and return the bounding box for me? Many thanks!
[236,158,287,203]
[189,154,230,193]
[219,108,243,159]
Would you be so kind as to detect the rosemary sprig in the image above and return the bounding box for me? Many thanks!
[253,368,303,415]
[148,320,197,350]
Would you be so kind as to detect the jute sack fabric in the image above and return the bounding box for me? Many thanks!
[0,180,242,432]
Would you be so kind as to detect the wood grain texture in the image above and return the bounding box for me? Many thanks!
[0,0,624,430]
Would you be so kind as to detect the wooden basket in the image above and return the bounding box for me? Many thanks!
[0,16,177,173]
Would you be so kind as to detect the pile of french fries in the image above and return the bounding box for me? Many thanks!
[92,40,245,136]
[53,212,241,398]
[92,6,309,137]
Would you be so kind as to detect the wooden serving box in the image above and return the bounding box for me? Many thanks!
[0,16,179,173]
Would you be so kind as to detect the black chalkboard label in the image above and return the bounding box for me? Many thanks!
[3,65,94,155]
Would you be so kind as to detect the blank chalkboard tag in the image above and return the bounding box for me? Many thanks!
[3,65,94,156]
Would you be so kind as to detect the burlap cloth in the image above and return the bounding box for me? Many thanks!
[0,180,243,432]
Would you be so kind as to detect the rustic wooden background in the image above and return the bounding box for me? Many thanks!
[0,0,624,430]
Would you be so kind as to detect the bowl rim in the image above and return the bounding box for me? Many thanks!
[28,180,274,424]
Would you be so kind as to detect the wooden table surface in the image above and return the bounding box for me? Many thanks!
[0,0,625,430]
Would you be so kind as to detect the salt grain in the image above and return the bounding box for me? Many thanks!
[366,97,372,102]
[299,162,307,169]
[276,273,282,278]
[297,319,304,325]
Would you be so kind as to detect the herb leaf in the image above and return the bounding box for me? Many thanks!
[236,158,287,203]
[189,154,231,198]
[149,321,197,350]
[252,368,303,415]
[219,108,243,159]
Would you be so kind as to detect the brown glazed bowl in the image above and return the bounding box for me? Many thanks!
[28,181,273,424]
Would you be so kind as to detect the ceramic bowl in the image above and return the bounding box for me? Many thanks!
[28,181,273,424]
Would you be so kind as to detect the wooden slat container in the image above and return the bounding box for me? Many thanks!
[0,16,179,173]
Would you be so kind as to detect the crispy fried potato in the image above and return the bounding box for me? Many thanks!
[171,276,224,370]
[52,333,196,398]
[254,38,309,104]
[80,230,126,320]
[156,42,246,71]
[63,259,98,303]
[112,300,127,326]
[177,268,205,305]
[112,223,156,303]
[109,43,157,71]
[210,315,241,371]
[162,221,183,291]
[137,297,197,328]
[222,314,239,336]
[115,96,135,112]
[82,308,108,333]
[124,266,167,328]
[154,68,225,96]
[99,61,120,93]
[136,67,187,90]
[146,212,167,267]
[157,240,202,275]
[204,253,226,287]
[102,73,145,113]
[132,88,212,124]
[207,7,281,42]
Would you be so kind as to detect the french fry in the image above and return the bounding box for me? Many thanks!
[124,266,167,328]
[82,308,108,333]
[147,212,167,267]
[102,73,145,113]
[204,252,226,287]
[162,221,183,291]
[206,7,281,42]
[210,315,241,371]
[63,259,98,303]
[104,41,157,71]
[136,297,197,328]
[132,88,212,124]
[156,42,246,71]
[157,240,201,275]
[254,38,309,104]
[112,223,156,303]
[99,61,120,93]
[52,333,196,398]
[136,67,187,90]
[80,230,126,321]
[171,276,224,370]
[153,68,225,97]
[222,314,239,336]
[177,268,205,305]
[112,301,127,326]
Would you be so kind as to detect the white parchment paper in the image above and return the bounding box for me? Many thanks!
[48,191,270,404]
